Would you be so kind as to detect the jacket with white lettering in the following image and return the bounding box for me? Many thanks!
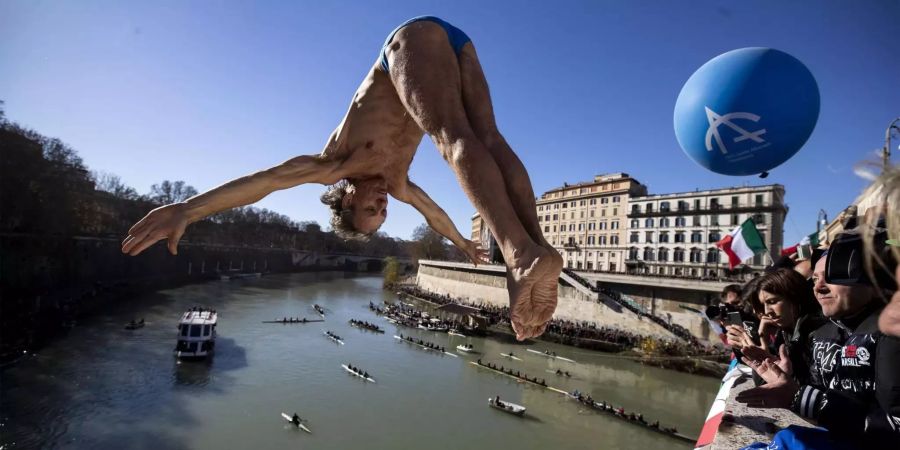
[792,302,900,446]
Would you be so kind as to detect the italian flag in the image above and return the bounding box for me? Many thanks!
[781,232,820,256]
[716,219,767,268]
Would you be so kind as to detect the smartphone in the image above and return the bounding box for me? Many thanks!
[796,244,812,261]
[727,311,743,327]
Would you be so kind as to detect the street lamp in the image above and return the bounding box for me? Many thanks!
[884,117,900,172]
[817,209,828,233]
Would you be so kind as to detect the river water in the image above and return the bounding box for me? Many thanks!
[0,273,717,450]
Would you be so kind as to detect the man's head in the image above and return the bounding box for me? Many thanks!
[320,177,388,240]
[721,284,743,307]
[812,255,876,318]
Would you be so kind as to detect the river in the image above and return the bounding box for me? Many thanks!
[0,272,717,449]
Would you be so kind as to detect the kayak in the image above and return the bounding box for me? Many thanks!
[526,348,576,363]
[341,364,375,383]
[280,412,312,433]
[500,353,523,361]
[323,332,345,345]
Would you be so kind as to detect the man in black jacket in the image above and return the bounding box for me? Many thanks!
[737,253,900,447]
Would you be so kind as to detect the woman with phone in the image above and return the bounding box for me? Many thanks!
[725,269,824,385]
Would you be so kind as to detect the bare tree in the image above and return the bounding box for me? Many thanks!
[149,180,198,204]
[92,171,139,200]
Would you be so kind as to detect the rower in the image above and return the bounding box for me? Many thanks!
[556,369,563,375]
[495,395,503,407]
[363,371,369,378]
[292,413,301,425]
[564,371,571,377]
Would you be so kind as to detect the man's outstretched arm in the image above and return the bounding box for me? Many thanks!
[122,155,342,256]
[397,180,487,265]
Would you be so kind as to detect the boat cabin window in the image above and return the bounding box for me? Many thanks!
[189,342,198,352]
[203,325,211,336]
[180,324,189,336]
[190,324,202,337]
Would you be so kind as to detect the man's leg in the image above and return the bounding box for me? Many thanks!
[385,21,555,338]
[457,44,563,337]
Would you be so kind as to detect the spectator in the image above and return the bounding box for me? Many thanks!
[736,252,900,447]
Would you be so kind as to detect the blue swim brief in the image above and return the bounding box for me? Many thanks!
[379,16,471,72]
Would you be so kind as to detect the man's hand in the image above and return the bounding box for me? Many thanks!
[735,355,799,409]
[457,239,489,266]
[122,203,189,256]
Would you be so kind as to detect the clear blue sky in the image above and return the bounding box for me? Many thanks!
[2,0,898,245]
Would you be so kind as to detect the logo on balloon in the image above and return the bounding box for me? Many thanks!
[704,107,766,155]
[674,48,819,176]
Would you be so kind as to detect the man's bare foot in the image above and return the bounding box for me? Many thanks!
[522,246,563,339]
[506,245,558,341]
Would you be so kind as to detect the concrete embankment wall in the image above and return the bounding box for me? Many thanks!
[415,260,676,339]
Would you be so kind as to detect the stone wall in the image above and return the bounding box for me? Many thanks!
[416,261,677,339]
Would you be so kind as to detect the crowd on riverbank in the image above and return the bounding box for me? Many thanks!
[395,285,725,359]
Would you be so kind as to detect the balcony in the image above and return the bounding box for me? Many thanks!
[627,201,783,218]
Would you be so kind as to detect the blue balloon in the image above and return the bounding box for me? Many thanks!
[674,48,820,176]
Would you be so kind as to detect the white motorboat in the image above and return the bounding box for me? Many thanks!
[488,397,526,416]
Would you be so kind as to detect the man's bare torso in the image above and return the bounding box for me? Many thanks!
[321,63,424,194]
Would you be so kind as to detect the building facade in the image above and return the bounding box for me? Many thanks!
[533,173,648,272]
[625,184,787,278]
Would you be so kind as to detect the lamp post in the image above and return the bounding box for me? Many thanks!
[884,117,900,172]
[816,209,828,233]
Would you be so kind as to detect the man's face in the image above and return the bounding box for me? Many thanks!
[722,291,740,307]
[345,178,388,234]
[812,257,874,318]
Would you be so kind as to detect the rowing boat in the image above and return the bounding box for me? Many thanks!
[456,345,477,353]
[281,412,312,433]
[393,335,458,357]
[488,398,526,416]
[564,394,694,442]
[349,321,385,333]
[262,319,324,324]
[323,332,344,345]
[341,364,375,382]
[500,353,523,361]
[447,330,466,337]
[526,348,576,363]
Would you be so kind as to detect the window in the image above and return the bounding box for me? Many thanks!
[601,209,606,217]
[599,222,607,230]
[553,225,557,232]
[203,325,211,336]
[658,247,669,262]
[544,226,549,232]
[691,231,703,243]
[660,218,670,227]
[611,221,619,230]
[693,216,702,226]
[611,235,619,245]
[587,262,593,270]
[645,218,654,227]
[732,214,739,225]
[694,199,701,209]
[569,224,575,231]
[538,216,542,222]
[630,233,639,243]
[674,232,685,243]
[190,325,202,337]
[643,247,655,261]
[673,248,685,262]
[612,196,621,203]
[660,201,670,212]
[711,215,719,226]
[690,248,702,263]
[675,217,686,227]
[601,198,609,204]
[553,214,558,220]
[755,194,764,206]
[753,213,766,225]
[545,215,550,221]
[590,198,597,205]
[180,325,189,336]
[588,222,595,231]
[659,232,669,243]
[587,236,595,245]
[578,223,584,231]
[707,248,720,263]
[599,235,607,245]
[562,203,567,208]
[645,231,654,243]
[589,210,595,218]
[646,204,654,213]
[709,231,721,242]
[677,201,689,211]
[628,247,639,260]
[631,219,639,228]
[731,196,739,207]
[631,204,640,213]
[710,198,720,209]
[580,211,584,218]
[612,208,617,215]
[570,201,576,207]
[580,200,586,206]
